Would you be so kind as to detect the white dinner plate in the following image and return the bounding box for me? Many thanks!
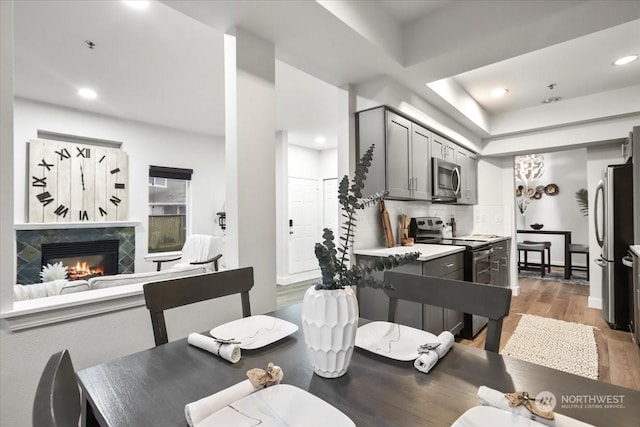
[209,315,298,350]
[198,384,355,427]
[355,321,437,361]
[452,406,546,427]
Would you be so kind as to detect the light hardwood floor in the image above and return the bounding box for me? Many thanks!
[458,277,640,391]
[276,276,640,391]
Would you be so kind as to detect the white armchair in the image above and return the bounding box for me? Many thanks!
[152,235,223,272]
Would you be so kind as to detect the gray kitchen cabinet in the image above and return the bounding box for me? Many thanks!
[456,146,478,205]
[356,107,431,201]
[490,239,511,288]
[431,134,456,163]
[356,251,465,335]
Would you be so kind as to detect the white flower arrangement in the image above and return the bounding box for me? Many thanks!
[40,262,68,282]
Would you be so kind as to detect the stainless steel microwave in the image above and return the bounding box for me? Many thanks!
[432,158,461,201]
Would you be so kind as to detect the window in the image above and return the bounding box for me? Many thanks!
[148,166,193,253]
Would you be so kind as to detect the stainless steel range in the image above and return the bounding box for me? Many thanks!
[409,216,491,338]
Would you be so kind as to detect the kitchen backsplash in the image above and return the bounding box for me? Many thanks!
[354,200,474,249]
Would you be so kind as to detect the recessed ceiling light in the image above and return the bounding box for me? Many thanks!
[315,137,326,145]
[78,88,97,100]
[122,1,150,10]
[613,55,638,66]
[542,97,562,104]
[489,88,509,98]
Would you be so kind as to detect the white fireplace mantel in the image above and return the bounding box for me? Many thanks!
[14,221,141,230]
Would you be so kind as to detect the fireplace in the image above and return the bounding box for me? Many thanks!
[41,240,119,281]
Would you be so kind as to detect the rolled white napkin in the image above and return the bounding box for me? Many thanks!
[413,331,454,374]
[185,366,283,427]
[187,333,241,364]
[477,386,594,427]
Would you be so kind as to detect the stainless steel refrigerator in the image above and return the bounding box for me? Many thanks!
[595,163,633,330]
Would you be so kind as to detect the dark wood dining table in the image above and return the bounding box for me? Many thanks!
[517,229,573,279]
[77,304,640,427]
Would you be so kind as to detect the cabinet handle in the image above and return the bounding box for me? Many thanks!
[441,145,445,158]
[491,261,500,271]
[444,263,455,268]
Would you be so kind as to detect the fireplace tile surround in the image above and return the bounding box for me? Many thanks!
[16,227,135,284]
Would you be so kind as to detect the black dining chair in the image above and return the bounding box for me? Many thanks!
[143,267,254,346]
[384,271,512,353]
[33,350,80,427]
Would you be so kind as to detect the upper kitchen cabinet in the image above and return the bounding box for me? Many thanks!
[456,146,479,205]
[431,134,457,163]
[356,106,431,201]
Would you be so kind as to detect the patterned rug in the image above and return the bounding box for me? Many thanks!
[518,269,589,286]
[501,314,598,379]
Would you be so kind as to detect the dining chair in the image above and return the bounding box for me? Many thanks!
[384,271,512,353]
[143,267,253,346]
[152,234,223,272]
[33,349,80,427]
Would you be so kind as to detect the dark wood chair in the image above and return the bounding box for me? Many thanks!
[143,267,253,346]
[33,350,80,427]
[383,271,512,353]
[522,240,551,273]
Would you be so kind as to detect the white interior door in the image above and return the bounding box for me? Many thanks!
[288,177,320,274]
[323,178,339,234]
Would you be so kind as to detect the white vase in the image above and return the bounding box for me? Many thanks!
[301,285,359,378]
[517,212,526,230]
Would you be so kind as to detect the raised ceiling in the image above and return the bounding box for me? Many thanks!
[14,0,640,146]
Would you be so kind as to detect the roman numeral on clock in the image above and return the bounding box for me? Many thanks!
[76,147,90,158]
[31,176,47,187]
[99,207,107,217]
[110,196,121,206]
[38,159,54,171]
[79,210,89,221]
[110,168,120,174]
[55,148,70,160]
[54,204,69,218]
[36,191,54,206]
[115,183,125,189]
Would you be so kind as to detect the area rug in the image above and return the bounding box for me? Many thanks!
[501,314,598,379]
[518,270,589,286]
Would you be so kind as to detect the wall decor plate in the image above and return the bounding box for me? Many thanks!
[533,191,542,199]
[524,187,536,197]
[451,406,546,427]
[515,188,522,196]
[355,321,437,361]
[198,384,355,427]
[544,184,559,195]
[209,315,298,350]
[535,185,545,193]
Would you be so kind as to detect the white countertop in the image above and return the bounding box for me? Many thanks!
[456,235,511,243]
[630,245,640,257]
[354,244,465,262]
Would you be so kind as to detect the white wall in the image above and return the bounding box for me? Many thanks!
[13,98,226,273]
[586,143,625,308]
[516,149,589,266]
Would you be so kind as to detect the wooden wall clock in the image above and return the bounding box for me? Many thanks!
[28,139,129,222]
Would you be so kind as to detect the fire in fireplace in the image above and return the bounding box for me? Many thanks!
[41,240,119,281]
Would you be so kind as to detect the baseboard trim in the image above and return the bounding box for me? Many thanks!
[277,270,320,285]
[588,297,602,309]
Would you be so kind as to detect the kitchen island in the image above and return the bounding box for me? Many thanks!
[354,244,466,334]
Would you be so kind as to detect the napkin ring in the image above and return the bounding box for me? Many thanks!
[211,336,240,345]
[417,342,441,355]
[247,363,282,389]
[505,391,554,420]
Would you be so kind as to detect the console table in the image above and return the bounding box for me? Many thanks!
[516,229,572,279]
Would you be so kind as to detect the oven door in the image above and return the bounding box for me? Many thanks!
[432,158,461,201]
[472,248,493,284]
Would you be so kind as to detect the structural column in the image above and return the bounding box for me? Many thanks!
[0,0,15,311]
[224,28,277,314]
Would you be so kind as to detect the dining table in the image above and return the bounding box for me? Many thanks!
[77,303,640,426]
[517,229,573,279]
